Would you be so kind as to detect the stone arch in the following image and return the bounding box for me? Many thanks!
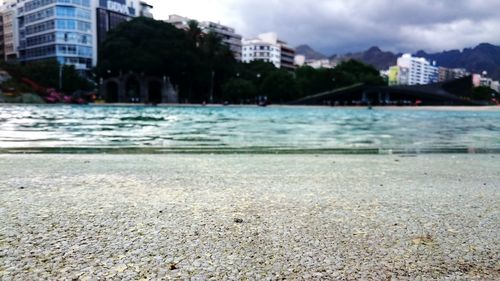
[124,74,142,103]
[103,78,120,103]
[100,73,178,104]
[148,78,163,104]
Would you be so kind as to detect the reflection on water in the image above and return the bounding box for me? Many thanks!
[0,105,499,154]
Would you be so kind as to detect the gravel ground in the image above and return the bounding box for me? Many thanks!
[0,154,499,280]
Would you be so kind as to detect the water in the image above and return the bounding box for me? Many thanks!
[1,104,499,154]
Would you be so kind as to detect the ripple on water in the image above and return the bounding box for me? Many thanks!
[0,105,499,153]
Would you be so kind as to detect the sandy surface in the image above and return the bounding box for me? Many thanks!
[0,154,499,280]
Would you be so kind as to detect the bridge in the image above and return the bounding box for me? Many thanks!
[289,76,484,106]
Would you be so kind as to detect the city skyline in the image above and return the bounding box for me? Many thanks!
[146,0,500,54]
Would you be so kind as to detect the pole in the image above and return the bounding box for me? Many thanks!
[209,70,215,103]
[59,64,63,90]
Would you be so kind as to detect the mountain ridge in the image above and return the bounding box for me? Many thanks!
[295,43,500,80]
[295,44,328,60]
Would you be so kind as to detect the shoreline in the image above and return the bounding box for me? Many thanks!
[2,102,500,111]
[1,154,498,279]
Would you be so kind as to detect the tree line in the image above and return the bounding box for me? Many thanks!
[0,17,388,104]
[97,17,385,104]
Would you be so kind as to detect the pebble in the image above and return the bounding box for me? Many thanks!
[0,154,498,280]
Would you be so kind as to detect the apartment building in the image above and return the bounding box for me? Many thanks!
[166,15,242,61]
[242,32,296,71]
[438,67,468,82]
[0,0,152,72]
[0,0,19,61]
[390,54,439,85]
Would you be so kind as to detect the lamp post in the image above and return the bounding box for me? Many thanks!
[59,64,63,90]
[209,70,215,103]
[256,73,262,105]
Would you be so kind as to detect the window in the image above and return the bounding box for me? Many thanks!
[26,20,56,35]
[25,7,55,24]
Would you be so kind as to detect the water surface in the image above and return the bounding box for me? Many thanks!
[1,105,499,154]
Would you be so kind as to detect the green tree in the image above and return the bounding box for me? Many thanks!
[235,61,277,87]
[2,60,93,93]
[472,86,497,101]
[186,20,203,47]
[221,78,257,103]
[332,60,385,87]
[199,32,237,102]
[98,17,194,78]
[260,70,299,103]
[295,66,336,97]
[98,17,237,103]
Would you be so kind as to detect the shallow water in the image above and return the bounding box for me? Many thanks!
[0,104,499,154]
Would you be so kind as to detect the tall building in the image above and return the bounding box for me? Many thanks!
[391,54,438,85]
[0,0,19,61]
[0,0,152,72]
[0,11,4,60]
[95,0,143,66]
[438,67,468,82]
[165,15,242,61]
[242,32,296,71]
[387,66,399,86]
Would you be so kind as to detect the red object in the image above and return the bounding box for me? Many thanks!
[21,77,47,94]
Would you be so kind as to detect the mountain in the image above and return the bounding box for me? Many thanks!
[415,43,500,80]
[321,43,500,80]
[296,43,500,80]
[330,46,400,71]
[295,44,328,60]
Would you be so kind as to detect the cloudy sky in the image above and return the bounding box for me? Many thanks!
[148,0,500,55]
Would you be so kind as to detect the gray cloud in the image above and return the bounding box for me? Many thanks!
[151,0,500,55]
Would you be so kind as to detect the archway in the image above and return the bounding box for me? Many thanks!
[125,76,141,103]
[149,80,162,104]
[105,81,119,103]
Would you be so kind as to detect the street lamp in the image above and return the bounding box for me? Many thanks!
[209,70,215,103]
[59,64,63,90]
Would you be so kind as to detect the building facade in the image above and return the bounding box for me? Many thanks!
[473,72,500,91]
[294,55,336,69]
[389,54,438,86]
[0,11,4,59]
[438,67,468,82]
[166,15,242,61]
[0,0,150,72]
[0,0,19,61]
[242,32,296,71]
[95,0,142,67]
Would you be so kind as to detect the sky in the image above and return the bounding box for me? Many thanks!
[147,0,500,55]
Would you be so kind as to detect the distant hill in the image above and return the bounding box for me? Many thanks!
[295,44,328,60]
[330,46,400,71]
[295,43,500,80]
[415,43,500,80]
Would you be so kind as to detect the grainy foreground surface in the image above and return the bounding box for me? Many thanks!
[0,154,499,280]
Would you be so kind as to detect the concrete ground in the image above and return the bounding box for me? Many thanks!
[0,154,499,280]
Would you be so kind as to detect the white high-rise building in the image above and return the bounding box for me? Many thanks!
[166,15,242,61]
[242,32,296,71]
[396,54,439,85]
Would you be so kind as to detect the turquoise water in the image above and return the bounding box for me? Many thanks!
[0,105,499,154]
